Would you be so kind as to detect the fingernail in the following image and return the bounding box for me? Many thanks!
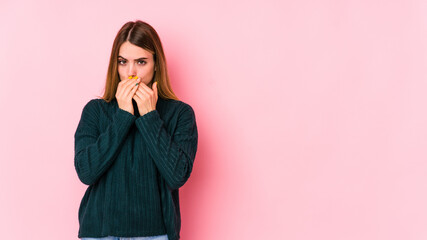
[128,76,133,79]
[133,76,138,79]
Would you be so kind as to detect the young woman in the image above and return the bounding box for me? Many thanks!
[74,20,198,240]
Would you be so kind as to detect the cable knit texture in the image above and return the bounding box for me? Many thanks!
[74,97,198,240]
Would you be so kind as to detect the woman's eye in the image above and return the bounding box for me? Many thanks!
[117,59,145,65]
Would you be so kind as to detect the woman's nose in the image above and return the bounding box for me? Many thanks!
[127,65,136,77]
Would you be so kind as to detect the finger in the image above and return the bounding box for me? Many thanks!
[133,91,141,102]
[153,82,158,98]
[117,77,134,96]
[133,90,144,105]
[123,77,138,90]
[116,80,125,96]
[137,82,153,96]
[134,87,147,100]
[138,81,153,91]
[119,76,133,86]
[120,76,132,82]
[122,78,139,97]
[126,82,139,98]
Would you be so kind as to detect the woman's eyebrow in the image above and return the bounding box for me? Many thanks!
[118,55,148,61]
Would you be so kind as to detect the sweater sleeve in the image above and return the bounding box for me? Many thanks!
[74,99,137,185]
[135,104,198,190]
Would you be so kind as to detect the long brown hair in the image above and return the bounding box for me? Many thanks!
[100,20,179,102]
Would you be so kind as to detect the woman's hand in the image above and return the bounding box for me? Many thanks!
[116,77,140,115]
[133,81,158,116]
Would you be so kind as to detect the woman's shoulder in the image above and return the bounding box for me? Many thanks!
[82,97,195,118]
[80,98,100,111]
[159,97,195,114]
[85,97,117,107]
[80,98,116,115]
[158,98,196,125]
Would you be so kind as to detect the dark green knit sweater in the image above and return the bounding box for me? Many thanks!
[74,97,198,240]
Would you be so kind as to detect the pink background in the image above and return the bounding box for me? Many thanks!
[1,0,427,239]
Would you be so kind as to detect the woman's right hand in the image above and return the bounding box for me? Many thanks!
[115,77,140,115]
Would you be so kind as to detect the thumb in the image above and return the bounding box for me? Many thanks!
[153,81,158,95]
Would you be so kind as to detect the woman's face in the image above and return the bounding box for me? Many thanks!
[117,41,155,87]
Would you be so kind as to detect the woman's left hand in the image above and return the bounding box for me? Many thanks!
[133,81,158,116]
